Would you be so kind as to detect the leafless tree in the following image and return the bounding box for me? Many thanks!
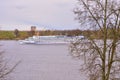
[0,50,20,80]
[70,0,120,80]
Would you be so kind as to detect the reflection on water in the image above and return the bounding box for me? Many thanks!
[1,41,86,80]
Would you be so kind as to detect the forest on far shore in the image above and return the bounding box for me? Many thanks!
[0,29,118,40]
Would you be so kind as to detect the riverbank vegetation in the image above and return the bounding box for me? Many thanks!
[0,31,28,40]
[0,29,120,40]
[0,29,83,40]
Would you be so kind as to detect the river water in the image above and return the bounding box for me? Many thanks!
[0,41,86,80]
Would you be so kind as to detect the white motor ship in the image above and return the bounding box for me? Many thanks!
[19,36,40,44]
[19,35,85,45]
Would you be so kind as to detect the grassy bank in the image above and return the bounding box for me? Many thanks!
[0,31,28,40]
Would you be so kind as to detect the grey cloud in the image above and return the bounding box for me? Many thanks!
[15,5,27,10]
[0,0,79,30]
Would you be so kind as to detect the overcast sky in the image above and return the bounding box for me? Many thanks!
[0,0,79,30]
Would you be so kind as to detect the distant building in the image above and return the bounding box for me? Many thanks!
[28,26,36,36]
[31,26,36,31]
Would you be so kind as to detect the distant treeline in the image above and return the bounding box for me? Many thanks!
[0,31,28,40]
[0,29,119,40]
